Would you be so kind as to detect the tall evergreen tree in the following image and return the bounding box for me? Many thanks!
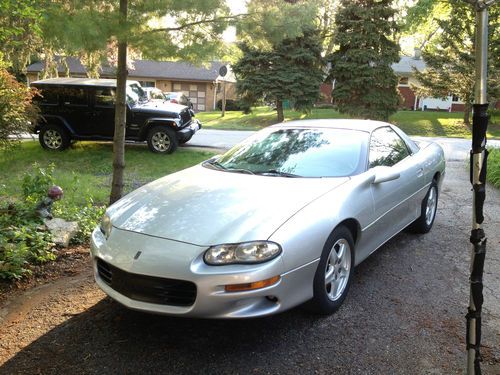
[329,0,400,121]
[233,28,325,122]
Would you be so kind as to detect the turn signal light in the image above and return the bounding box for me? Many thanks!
[224,275,280,292]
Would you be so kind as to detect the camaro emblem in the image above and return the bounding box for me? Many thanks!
[134,251,142,260]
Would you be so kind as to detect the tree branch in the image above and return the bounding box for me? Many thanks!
[148,14,250,33]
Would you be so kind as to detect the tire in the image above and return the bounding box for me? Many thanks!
[147,126,178,154]
[308,225,355,315]
[408,181,438,234]
[39,124,70,151]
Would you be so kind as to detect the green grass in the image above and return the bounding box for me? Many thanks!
[196,106,500,139]
[0,142,217,206]
[487,147,500,189]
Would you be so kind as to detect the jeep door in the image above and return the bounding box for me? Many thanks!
[59,87,94,135]
[91,87,116,137]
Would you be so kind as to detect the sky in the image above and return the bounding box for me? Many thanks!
[223,0,247,42]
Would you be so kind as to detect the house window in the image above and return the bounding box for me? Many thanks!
[173,83,182,91]
[398,77,409,85]
[139,81,155,88]
[452,95,460,102]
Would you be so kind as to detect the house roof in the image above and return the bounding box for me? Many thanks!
[27,57,230,82]
[31,78,141,87]
[391,56,426,75]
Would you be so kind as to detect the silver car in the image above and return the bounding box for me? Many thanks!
[91,119,445,318]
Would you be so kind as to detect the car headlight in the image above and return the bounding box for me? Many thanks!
[100,214,112,239]
[203,241,282,265]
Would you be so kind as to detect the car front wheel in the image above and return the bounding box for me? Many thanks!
[147,126,178,154]
[308,225,354,315]
[39,125,70,151]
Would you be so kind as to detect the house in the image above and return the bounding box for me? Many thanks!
[26,57,237,111]
[320,49,478,112]
[391,49,465,112]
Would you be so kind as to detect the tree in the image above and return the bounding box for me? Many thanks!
[410,0,500,125]
[0,53,39,149]
[31,0,235,203]
[233,28,325,122]
[328,0,400,121]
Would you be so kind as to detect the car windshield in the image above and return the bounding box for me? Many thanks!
[207,128,369,178]
[126,83,148,105]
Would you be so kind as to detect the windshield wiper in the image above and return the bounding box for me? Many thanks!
[205,160,255,175]
[204,160,227,171]
[256,169,301,178]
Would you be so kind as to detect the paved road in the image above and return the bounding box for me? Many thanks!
[1,135,499,374]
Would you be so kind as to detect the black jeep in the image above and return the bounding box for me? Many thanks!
[31,78,201,154]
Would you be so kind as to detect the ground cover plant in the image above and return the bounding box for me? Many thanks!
[196,106,500,139]
[0,142,216,279]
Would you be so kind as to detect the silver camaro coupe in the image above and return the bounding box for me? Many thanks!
[91,119,445,318]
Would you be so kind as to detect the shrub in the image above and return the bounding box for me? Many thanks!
[0,56,39,150]
[216,99,251,113]
[487,147,500,189]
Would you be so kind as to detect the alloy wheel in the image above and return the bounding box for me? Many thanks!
[151,132,171,152]
[324,238,352,301]
[425,186,437,226]
[43,130,63,149]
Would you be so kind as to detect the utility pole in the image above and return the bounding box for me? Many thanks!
[465,0,497,373]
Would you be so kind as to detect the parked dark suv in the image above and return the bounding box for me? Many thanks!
[31,78,201,154]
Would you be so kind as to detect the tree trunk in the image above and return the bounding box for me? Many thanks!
[109,0,128,205]
[464,100,471,126]
[276,99,284,122]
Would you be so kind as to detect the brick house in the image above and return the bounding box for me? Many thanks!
[26,57,236,112]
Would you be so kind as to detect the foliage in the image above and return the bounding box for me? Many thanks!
[412,1,500,125]
[22,163,55,204]
[216,99,250,112]
[0,202,55,280]
[54,199,105,244]
[328,0,400,121]
[0,57,39,149]
[0,0,43,76]
[233,28,325,122]
[487,147,500,189]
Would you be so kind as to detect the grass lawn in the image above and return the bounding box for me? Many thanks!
[196,106,500,139]
[488,147,500,189]
[0,141,217,206]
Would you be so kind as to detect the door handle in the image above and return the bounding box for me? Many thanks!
[417,168,424,177]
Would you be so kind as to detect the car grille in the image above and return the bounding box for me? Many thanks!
[180,109,192,126]
[96,258,197,307]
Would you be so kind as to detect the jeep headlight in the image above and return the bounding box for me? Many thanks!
[203,241,282,265]
[100,213,112,239]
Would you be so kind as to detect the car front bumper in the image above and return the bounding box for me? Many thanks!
[90,227,318,318]
[178,119,201,142]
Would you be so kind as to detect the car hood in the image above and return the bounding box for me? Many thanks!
[131,101,187,116]
[107,164,349,246]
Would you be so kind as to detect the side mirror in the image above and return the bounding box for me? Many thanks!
[372,166,400,184]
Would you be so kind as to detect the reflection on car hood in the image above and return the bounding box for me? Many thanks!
[107,164,349,246]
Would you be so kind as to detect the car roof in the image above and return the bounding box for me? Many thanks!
[270,119,394,133]
[31,77,140,88]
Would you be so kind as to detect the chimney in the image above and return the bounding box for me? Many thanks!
[413,48,422,60]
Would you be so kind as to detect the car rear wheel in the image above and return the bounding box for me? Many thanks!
[308,225,354,315]
[147,126,178,154]
[39,125,70,151]
[409,181,438,234]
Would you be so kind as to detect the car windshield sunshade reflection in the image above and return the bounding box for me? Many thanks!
[208,128,369,178]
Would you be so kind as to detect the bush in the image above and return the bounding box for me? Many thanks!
[0,163,106,279]
[0,56,39,150]
[216,99,251,113]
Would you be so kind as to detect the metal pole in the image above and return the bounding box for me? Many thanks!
[466,2,491,373]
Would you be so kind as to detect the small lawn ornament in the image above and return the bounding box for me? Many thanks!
[36,185,64,219]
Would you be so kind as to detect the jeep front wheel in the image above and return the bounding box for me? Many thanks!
[147,126,178,154]
[39,125,70,151]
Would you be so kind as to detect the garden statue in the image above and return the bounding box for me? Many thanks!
[36,185,64,219]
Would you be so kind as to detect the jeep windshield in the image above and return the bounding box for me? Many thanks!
[126,83,148,105]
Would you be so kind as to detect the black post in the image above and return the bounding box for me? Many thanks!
[465,1,495,373]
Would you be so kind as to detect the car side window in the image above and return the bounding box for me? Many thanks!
[61,87,87,106]
[369,127,410,168]
[95,88,116,107]
[36,87,60,105]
